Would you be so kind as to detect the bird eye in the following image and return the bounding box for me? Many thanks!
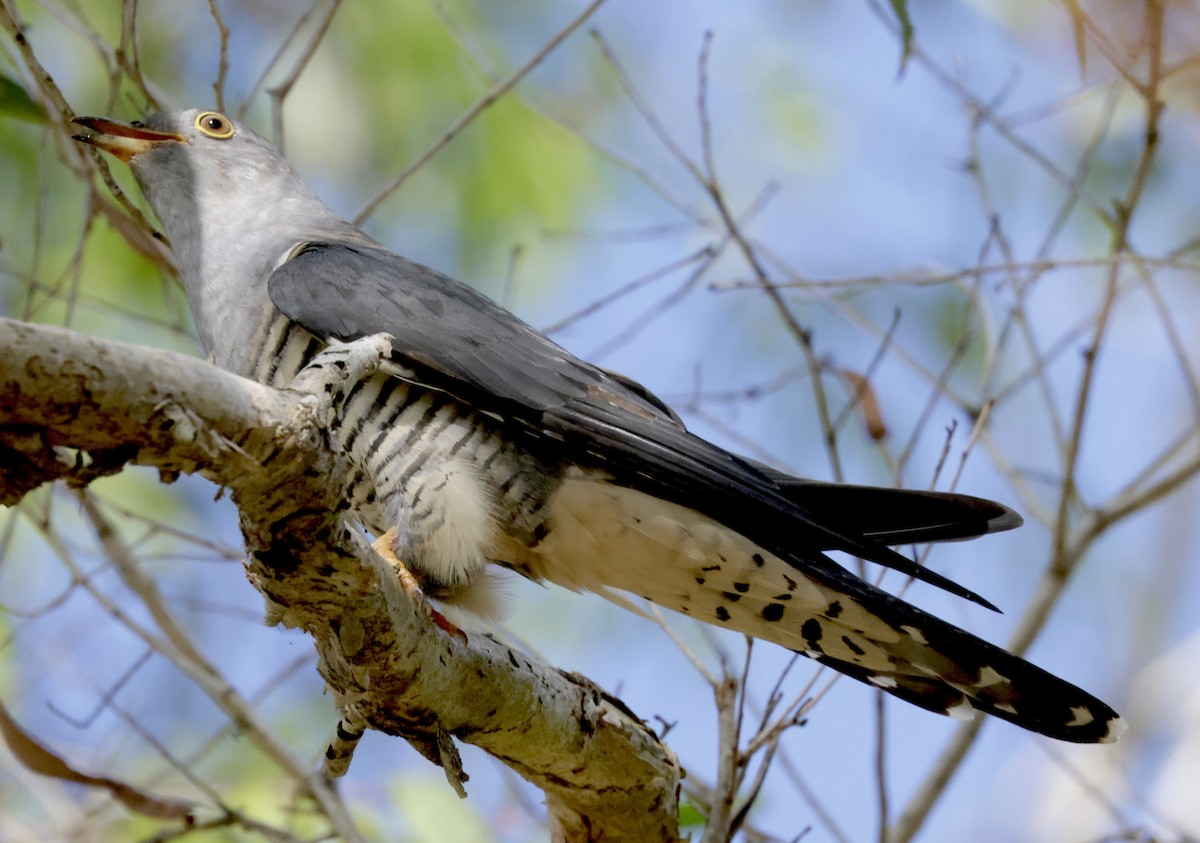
[194,111,234,139]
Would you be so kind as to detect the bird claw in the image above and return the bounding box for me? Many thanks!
[289,333,393,405]
[371,529,468,643]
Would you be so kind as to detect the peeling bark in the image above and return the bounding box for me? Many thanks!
[0,317,682,841]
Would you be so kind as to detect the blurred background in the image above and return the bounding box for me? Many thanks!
[1,0,1197,840]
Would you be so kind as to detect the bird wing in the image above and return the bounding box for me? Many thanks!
[745,463,1023,544]
[267,241,995,605]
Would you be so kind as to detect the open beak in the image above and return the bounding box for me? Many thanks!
[71,116,186,163]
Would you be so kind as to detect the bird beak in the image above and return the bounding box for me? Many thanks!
[71,116,187,163]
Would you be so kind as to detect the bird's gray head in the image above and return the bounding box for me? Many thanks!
[72,108,365,290]
[72,107,371,363]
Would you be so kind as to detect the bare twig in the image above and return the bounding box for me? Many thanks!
[354,0,610,224]
[206,0,231,112]
[236,0,326,119]
[267,0,346,152]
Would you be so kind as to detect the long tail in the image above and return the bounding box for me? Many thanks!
[534,477,1123,743]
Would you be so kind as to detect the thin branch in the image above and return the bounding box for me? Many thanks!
[266,0,346,153]
[206,0,231,113]
[874,690,888,843]
[540,244,716,337]
[236,0,326,119]
[353,0,610,224]
[712,255,1196,292]
[432,2,705,224]
[889,718,985,843]
[81,492,358,822]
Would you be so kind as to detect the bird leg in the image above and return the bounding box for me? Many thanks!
[371,527,467,642]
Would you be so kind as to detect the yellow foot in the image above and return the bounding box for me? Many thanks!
[371,528,468,643]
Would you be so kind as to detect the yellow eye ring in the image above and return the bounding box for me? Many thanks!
[195,111,234,139]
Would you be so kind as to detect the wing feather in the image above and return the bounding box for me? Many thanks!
[268,241,996,608]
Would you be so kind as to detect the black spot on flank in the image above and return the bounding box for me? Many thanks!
[715,606,731,622]
[800,617,822,646]
[842,636,866,657]
[783,574,797,591]
[364,491,377,505]
[752,553,765,567]
[694,576,706,586]
[531,522,549,543]
[762,603,786,623]
[721,592,742,603]
[825,601,843,618]
[773,593,793,601]
[701,564,722,572]
[733,582,750,593]
[681,605,690,613]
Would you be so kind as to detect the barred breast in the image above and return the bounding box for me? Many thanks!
[244,310,552,613]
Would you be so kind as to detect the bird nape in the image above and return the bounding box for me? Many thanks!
[71,108,1123,744]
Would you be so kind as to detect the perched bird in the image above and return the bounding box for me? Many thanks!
[72,108,1122,743]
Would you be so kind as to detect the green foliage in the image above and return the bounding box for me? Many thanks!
[326,1,601,273]
[0,71,44,123]
[390,774,493,842]
[679,798,707,829]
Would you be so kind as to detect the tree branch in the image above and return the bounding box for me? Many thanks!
[0,316,681,842]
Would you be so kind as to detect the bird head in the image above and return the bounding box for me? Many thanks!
[73,108,334,239]
[72,108,363,296]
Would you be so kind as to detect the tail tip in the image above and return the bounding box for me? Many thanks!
[1093,713,1127,744]
[1044,704,1126,744]
[987,503,1024,533]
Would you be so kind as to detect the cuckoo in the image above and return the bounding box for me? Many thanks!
[72,108,1122,743]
